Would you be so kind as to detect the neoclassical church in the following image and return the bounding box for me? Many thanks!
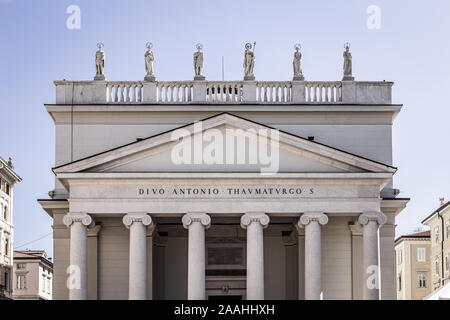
[39,44,408,300]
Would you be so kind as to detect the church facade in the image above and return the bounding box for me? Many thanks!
[39,45,408,300]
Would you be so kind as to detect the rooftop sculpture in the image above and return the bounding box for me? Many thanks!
[92,42,356,83]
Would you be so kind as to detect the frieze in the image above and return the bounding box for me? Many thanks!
[137,185,315,199]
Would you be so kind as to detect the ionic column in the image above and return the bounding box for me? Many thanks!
[182,212,211,300]
[63,212,94,300]
[358,211,387,300]
[240,212,270,300]
[123,213,153,300]
[298,212,328,300]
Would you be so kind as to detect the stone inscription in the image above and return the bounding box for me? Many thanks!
[137,185,315,199]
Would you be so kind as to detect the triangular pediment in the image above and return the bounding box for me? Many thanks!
[53,113,396,175]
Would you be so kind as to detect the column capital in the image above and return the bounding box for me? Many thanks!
[358,211,387,226]
[63,212,94,228]
[123,213,153,229]
[295,223,305,236]
[298,212,328,226]
[87,225,102,237]
[240,212,269,229]
[182,212,211,229]
[348,221,363,235]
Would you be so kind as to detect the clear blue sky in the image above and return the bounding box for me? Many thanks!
[1,0,449,257]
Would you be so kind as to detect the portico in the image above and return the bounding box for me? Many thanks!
[44,113,400,300]
[60,203,388,300]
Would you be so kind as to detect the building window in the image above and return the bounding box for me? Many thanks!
[435,227,440,244]
[446,221,450,240]
[16,275,26,289]
[397,250,402,264]
[4,271,9,292]
[398,273,402,291]
[17,263,25,269]
[2,206,7,221]
[4,238,9,256]
[435,259,440,277]
[5,183,9,195]
[446,256,450,273]
[417,272,427,288]
[417,247,426,262]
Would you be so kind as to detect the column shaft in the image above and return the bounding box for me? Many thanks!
[70,221,88,300]
[123,213,153,300]
[362,220,379,300]
[298,212,328,300]
[241,212,269,300]
[183,212,211,300]
[63,213,93,300]
[129,222,147,300]
[358,211,387,300]
[246,222,264,299]
[304,221,321,300]
[188,221,206,299]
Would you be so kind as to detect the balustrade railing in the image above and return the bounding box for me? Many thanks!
[55,80,392,105]
[206,82,243,103]
[157,81,193,103]
[107,82,143,103]
[256,82,292,103]
[305,81,342,103]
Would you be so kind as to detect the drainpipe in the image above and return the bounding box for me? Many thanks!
[438,211,445,286]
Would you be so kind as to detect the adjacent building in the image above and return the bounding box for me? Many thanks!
[422,199,450,292]
[0,156,21,300]
[12,250,53,300]
[394,230,431,300]
[38,46,408,300]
